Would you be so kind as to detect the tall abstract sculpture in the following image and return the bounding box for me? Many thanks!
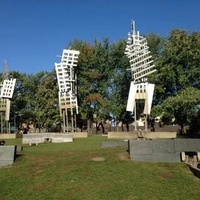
[125,20,156,130]
[55,49,80,132]
[0,61,16,133]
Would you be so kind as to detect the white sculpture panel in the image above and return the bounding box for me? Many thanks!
[0,78,16,99]
[125,20,156,130]
[55,49,80,132]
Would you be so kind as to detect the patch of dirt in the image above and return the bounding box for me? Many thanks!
[30,157,55,165]
[91,157,105,161]
[62,151,76,155]
[158,173,173,179]
[30,157,55,174]
[33,181,53,192]
[117,152,130,161]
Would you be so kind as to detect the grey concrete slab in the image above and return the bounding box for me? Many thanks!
[101,141,118,148]
[23,133,73,144]
[60,134,73,142]
[153,152,180,162]
[51,134,73,143]
[42,133,55,138]
[16,146,23,152]
[130,152,180,162]
[152,139,175,153]
[128,140,153,154]
[0,146,16,167]
[101,141,128,148]
[22,134,44,145]
[128,138,200,162]
[174,139,200,152]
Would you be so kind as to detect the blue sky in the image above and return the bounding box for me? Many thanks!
[0,0,199,74]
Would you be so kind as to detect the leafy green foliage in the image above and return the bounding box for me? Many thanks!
[153,87,200,133]
[8,70,60,132]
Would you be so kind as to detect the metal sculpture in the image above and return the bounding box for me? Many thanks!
[55,49,80,132]
[0,61,16,133]
[125,20,156,130]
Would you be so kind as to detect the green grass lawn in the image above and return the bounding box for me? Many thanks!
[1,135,200,200]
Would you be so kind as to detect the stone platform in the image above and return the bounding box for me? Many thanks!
[107,131,177,139]
[0,146,16,167]
[128,138,200,162]
[22,133,73,145]
[0,134,23,139]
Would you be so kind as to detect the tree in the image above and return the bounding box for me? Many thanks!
[152,29,200,104]
[34,70,60,132]
[9,70,60,132]
[150,30,200,133]
[107,39,133,130]
[161,87,200,133]
[68,39,109,132]
[10,71,43,131]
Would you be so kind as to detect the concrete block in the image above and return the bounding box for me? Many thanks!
[181,152,186,162]
[60,134,73,142]
[16,146,23,152]
[153,152,180,162]
[101,141,118,148]
[51,136,63,143]
[42,133,55,139]
[174,139,200,152]
[22,134,44,145]
[152,139,175,153]
[51,134,73,143]
[128,138,200,163]
[101,141,127,148]
[107,131,177,140]
[0,146,16,167]
[108,132,138,139]
[0,134,23,139]
[144,132,177,139]
[23,133,73,144]
[72,132,88,138]
[128,140,153,155]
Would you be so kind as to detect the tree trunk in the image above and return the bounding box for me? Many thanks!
[122,123,124,132]
[87,119,90,134]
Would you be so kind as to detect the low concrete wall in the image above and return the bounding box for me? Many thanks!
[108,132,138,139]
[22,133,73,145]
[23,134,44,145]
[101,140,128,148]
[107,131,177,139]
[0,134,23,139]
[51,134,73,143]
[72,132,88,138]
[145,132,177,139]
[0,145,16,167]
[128,139,200,163]
[0,132,88,139]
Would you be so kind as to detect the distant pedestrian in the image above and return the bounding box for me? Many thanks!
[150,118,155,132]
